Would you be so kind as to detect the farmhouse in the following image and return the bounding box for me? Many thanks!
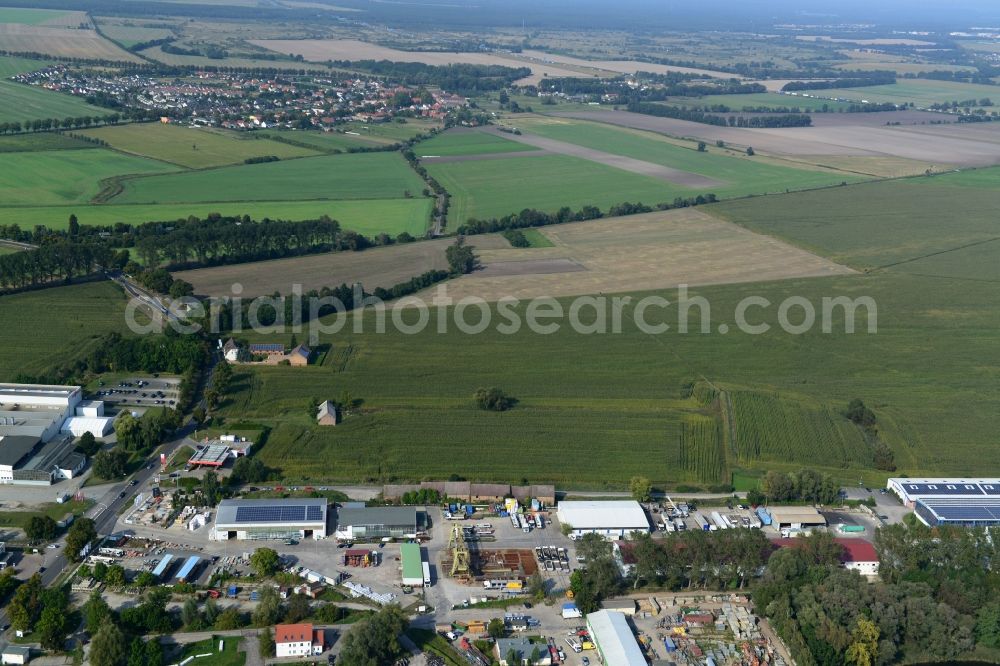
[586,610,646,666]
[289,344,312,366]
[211,498,328,541]
[334,504,421,541]
[316,401,338,426]
[222,338,241,362]
[275,623,324,658]
[556,501,649,539]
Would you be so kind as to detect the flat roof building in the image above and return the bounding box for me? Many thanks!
[556,501,649,539]
[885,478,1000,527]
[766,506,827,530]
[887,477,1000,505]
[334,505,420,542]
[212,498,328,541]
[400,543,424,586]
[586,610,645,666]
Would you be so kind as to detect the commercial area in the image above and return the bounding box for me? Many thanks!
[556,501,650,539]
[334,504,423,541]
[0,383,115,485]
[211,498,329,541]
[887,477,1000,527]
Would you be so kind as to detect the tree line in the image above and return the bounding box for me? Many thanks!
[457,196,717,235]
[782,73,896,91]
[0,241,125,290]
[627,101,812,127]
[0,113,123,135]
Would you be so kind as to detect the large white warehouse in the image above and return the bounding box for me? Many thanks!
[212,498,329,541]
[556,501,649,539]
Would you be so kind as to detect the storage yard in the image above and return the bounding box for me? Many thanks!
[99,481,880,665]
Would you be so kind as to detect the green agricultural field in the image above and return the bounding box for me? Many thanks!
[80,123,321,168]
[96,23,173,48]
[519,228,554,247]
[221,265,1000,487]
[114,152,426,204]
[712,171,1000,270]
[1,198,433,236]
[427,154,696,224]
[416,130,537,157]
[258,129,393,151]
[340,119,441,142]
[728,389,872,469]
[0,132,91,152]
[0,55,50,78]
[513,117,865,195]
[672,93,856,112]
[806,79,1000,108]
[215,174,1000,487]
[0,55,110,124]
[0,8,69,24]
[0,149,177,206]
[0,281,131,381]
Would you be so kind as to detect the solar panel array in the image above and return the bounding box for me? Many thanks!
[902,482,1000,497]
[234,504,324,524]
[918,499,1000,525]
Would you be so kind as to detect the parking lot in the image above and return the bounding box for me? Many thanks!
[90,376,181,410]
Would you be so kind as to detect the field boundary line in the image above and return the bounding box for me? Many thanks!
[873,235,1000,271]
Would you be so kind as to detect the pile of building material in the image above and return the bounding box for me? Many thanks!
[343,581,396,605]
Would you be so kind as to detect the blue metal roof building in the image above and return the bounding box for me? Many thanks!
[151,553,173,578]
[914,498,1000,528]
[175,555,202,583]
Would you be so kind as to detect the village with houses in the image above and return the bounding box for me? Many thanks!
[10,66,469,130]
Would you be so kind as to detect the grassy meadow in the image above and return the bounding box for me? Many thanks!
[0,281,132,381]
[807,79,1000,108]
[416,130,537,157]
[512,117,865,195]
[0,198,434,236]
[673,92,857,112]
[428,154,692,224]
[0,8,70,24]
[80,123,321,168]
[427,118,864,224]
[115,152,426,204]
[0,149,177,206]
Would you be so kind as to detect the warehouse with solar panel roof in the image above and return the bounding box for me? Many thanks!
[887,478,1000,528]
[211,498,328,540]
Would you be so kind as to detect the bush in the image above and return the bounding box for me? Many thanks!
[474,387,516,412]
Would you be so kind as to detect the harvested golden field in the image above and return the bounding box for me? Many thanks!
[517,49,732,79]
[429,208,854,302]
[249,39,615,85]
[0,24,140,61]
